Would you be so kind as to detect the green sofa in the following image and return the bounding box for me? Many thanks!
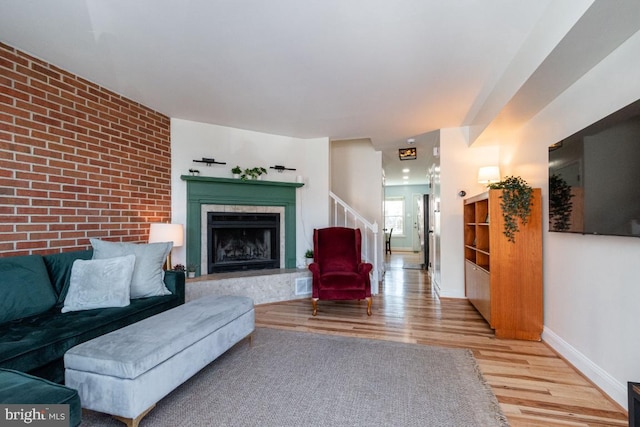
[0,368,82,427]
[0,250,185,384]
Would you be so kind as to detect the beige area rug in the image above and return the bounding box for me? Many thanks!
[80,328,508,427]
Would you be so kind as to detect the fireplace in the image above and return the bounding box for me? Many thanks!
[207,212,280,273]
[182,176,303,274]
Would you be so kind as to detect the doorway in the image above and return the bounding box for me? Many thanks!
[412,193,426,269]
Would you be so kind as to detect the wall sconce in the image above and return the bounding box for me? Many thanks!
[270,165,296,173]
[477,166,501,185]
[399,147,417,160]
[193,157,226,166]
[148,223,184,270]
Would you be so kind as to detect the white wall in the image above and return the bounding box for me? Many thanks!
[330,138,384,285]
[331,139,383,225]
[438,128,500,298]
[170,118,330,268]
[498,29,640,408]
[438,30,640,406]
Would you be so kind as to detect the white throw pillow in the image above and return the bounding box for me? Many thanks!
[62,255,135,313]
[90,238,172,298]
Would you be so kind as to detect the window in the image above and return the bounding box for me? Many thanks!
[384,197,404,235]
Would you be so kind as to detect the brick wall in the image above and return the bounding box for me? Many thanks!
[0,42,172,256]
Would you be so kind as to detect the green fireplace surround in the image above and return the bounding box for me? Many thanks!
[181,176,304,275]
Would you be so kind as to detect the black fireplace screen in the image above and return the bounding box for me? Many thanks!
[207,212,280,273]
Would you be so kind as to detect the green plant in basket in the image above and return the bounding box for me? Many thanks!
[488,176,533,243]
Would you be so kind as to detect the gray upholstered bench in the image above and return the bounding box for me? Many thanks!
[64,295,254,427]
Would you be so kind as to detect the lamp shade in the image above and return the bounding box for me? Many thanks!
[477,166,501,185]
[148,223,184,247]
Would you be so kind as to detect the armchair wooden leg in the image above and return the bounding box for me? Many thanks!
[311,298,318,316]
[366,297,372,316]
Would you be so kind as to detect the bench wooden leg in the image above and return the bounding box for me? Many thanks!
[113,404,155,427]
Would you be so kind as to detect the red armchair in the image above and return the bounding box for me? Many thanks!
[308,227,373,316]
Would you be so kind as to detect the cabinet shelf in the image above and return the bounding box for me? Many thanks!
[476,264,490,273]
[463,190,542,341]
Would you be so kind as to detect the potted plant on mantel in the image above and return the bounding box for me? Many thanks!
[241,167,267,180]
[231,166,242,179]
[487,176,534,243]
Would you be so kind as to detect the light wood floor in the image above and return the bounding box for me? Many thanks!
[255,252,628,426]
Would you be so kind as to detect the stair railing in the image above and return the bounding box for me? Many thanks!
[329,191,381,294]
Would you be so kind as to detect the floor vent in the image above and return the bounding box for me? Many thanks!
[295,277,312,295]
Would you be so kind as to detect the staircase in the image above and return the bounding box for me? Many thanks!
[329,191,381,294]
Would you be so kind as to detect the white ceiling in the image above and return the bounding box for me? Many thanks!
[1,0,639,185]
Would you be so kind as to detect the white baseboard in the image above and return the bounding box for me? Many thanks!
[542,326,627,410]
[437,288,466,299]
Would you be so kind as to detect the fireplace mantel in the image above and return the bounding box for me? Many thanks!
[181,175,304,276]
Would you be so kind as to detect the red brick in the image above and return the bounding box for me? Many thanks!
[0,206,14,215]
[0,45,29,67]
[61,107,87,121]
[15,117,46,132]
[30,130,61,143]
[31,164,61,174]
[29,98,62,114]
[0,215,28,224]
[62,75,87,91]
[0,197,29,207]
[48,191,76,200]
[30,232,62,240]
[0,232,27,242]
[0,85,30,102]
[46,93,74,109]
[50,223,77,231]
[14,82,46,99]
[15,64,49,83]
[0,103,31,119]
[50,78,75,93]
[60,231,85,239]
[32,63,61,80]
[49,127,75,139]
[32,197,61,206]
[17,240,49,249]
[0,159,31,172]
[16,189,48,198]
[30,79,61,96]
[62,122,87,134]
[0,121,29,135]
[16,224,47,232]
[0,43,170,256]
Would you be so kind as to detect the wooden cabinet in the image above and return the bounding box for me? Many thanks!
[464,189,543,341]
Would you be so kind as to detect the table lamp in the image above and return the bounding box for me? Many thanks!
[148,223,184,270]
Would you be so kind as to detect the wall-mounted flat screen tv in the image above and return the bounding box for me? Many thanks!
[548,98,640,237]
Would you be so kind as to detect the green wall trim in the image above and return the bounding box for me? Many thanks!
[181,176,303,275]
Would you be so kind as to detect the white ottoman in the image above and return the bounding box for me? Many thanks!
[64,295,254,427]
